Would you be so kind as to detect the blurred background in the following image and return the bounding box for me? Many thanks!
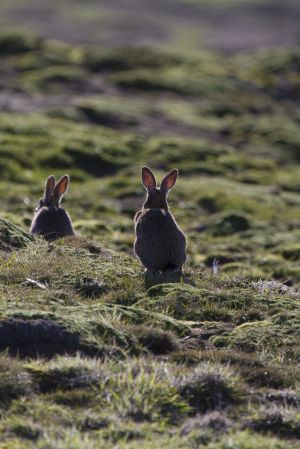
[0,0,300,51]
[0,0,299,281]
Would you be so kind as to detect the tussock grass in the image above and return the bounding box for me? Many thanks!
[174,363,244,412]
[0,353,32,406]
[0,219,34,251]
[26,355,103,392]
[133,325,180,355]
[246,406,300,438]
[102,358,190,423]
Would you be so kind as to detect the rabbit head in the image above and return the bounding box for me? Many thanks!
[142,166,178,211]
[36,175,70,211]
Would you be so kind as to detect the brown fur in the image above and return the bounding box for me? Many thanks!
[134,167,186,271]
[30,175,74,241]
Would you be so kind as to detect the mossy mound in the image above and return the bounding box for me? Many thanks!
[174,363,243,412]
[213,312,300,362]
[0,218,34,251]
[0,31,41,55]
[282,245,300,261]
[85,47,181,72]
[211,213,252,236]
[0,237,188,358]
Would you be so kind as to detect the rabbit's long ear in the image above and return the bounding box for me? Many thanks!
[160,169,178,192]
[142,166,156,191]
[44,175,56,199]
[52,175,69,202]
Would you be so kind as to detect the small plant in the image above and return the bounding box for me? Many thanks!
[246,407,300,438]
[26,355,103,392]
[133,325,179,354]
[104,359,190,423]
[174,363,243,412]
[0,354,32,405]
[0,218,34,251]
[9,419,42,441]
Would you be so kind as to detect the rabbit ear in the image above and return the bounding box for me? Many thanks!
[44,175,56,198]
[160,169,178,192]
[52,175,69,202]
[142,166,156,191]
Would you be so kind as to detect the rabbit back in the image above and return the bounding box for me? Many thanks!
[30,207,74,241]
[134,209,186,270]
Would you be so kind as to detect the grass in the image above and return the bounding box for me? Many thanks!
[174,363,243,412]
[0,27,299,449]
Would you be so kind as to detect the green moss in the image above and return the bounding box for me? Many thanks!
[16,41,83,71]
[0,31,41,55]
[246,407,300,438]
[174,363,243,412]
[0,218,34,251]
[26,356,102,392]
[139,281,288,324]
[235,48,300,98]
[281,245,300,261]
[74,96,152,129]
[103,358,190,423]
[210,213,252,236]
[173,349,295,388]
[84,47,181,72]
[213,312,300,362]
[8,419,42,441]
[20,65,89,92]
[206,430,297,449]
[110,59,234,96]
[144,136,230,173]
[0,354,32,406]
[133,325,180,355]
[143,284,215,321]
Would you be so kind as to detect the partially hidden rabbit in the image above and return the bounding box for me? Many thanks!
[30,175,74,241]
[134,166,186,273]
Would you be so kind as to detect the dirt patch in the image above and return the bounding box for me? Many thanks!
[0,318,85,358]
[180,324,235,351]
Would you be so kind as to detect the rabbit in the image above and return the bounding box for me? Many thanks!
[30,175,74,241]
[134,166,186,273]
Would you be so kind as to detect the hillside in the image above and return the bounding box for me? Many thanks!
[0,30,299,448]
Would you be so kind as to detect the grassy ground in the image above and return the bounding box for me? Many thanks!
[0,25,299,449]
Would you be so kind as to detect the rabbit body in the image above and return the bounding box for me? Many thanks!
[135,208,186,270]
[30,175,74,241]
[31,206,74,241]
[134,167,186,271]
